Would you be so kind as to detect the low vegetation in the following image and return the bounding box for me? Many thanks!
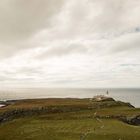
[0,98,140,140]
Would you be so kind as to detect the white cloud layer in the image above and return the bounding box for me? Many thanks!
[0,0,140,88]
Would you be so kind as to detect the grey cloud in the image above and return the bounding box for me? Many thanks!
[120,64,140,67]
[49,0,140,39]
[0,75,34,82]
[100,27,140,40]
[0,0,140,88]
[37,43,88,59]
[0,0,65,58]
[0,0,65,44]
[91,0,140,33]
[110,33,140,53]
[0,0,140,58]
[0,76,9,81]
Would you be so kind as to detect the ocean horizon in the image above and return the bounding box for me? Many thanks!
[0,88,140,107]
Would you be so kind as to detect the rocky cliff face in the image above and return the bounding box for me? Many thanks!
[121,115,140,126]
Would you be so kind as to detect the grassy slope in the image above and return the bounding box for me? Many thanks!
[0,98,140,140]
[0,117,140,140]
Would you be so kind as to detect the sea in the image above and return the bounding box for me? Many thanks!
[0,88,140,107]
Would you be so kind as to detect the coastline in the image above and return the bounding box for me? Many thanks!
[0,88,140,107]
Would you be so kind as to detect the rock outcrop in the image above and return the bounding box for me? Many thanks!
[121,115,140,126]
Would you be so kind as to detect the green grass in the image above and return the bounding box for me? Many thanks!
[0,98,140,140]
[0,116,140,140]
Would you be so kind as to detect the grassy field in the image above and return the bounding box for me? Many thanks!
[0,98,140,140]
[0,116,140,140]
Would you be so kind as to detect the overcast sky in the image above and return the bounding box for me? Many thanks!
[0,0,140,88]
